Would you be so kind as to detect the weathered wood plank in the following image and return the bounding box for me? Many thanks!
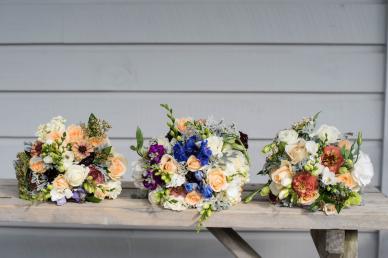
[310,230,358,258]
[207,228,261,258]
[0,2,384,44]
[0,45,384,92]
[0,180,387,231]
[0,92,383,140]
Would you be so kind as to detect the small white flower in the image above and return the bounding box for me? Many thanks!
[321,166,337,185]
[206,136,224,158]
[166,174,186,188]
[312,124,341,144]
[352,151,374,187]
[269,181,283,196]
[105,181,122,199]
[278,129,299,145]
[50,188,72,202]
[157,137,171,153]
[43,156,53,164]
[62,151,75,169]
[64,164,89,187]
[221,150,249,175]
[305,141,319,155]
[278,188,290,200]
[163,196,187,211]
[225,178,242,205]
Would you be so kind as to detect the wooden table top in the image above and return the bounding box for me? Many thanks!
[0,179,387,231]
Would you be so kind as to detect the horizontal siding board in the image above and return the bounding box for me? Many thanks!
[0,45,384,93]
[0,92,383,139]
[0,3,384,44]
[0,228,378,258]
[2,138,382,187]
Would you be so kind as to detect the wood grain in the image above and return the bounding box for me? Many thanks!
[0,2,384,44]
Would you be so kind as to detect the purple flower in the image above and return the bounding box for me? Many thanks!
[56,197,67,206]
[72,188,87,203]
[143,170,163,190]
[148,144,165,164]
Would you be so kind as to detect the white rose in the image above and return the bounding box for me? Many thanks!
[352,152,374,187]
[221,150,249,174]
[50,188,72,202]
[305,141,319,155]
[64,165,89,187]
[206,136,224,157]
[166,174,186,188]
[226,178,242,204]
[278,129,298,145]
[312,124,341,144]
[269,181,283,196]
[321,166,337,185]
[105,180,122,199]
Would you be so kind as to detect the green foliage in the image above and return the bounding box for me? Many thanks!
[196,203,213,232]
[14,152,33,200]
[310,183,353,213]
[85,113,111,138]
[130,127,145,157]
[223,134,250,164]
[160,104,181,141]
[86,195,102,203]
[94,146,112,164]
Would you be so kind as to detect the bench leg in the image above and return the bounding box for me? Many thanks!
[207,227,261,258]
[310,229,358,258]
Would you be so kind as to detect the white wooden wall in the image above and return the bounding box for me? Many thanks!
[0,0,386,257]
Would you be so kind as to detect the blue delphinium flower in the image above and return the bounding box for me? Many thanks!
[184,136,198,155]
[200,184,213,199]
[184,182,198,192]
[173,142,188,162]
[197,140,212,165]
[194,171,204,182]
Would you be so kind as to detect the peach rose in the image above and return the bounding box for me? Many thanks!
[286,140,308,164]
[186,155,202,172]
[108,155,127,180]
[207,167,227,192]
[47,131,63,142]
[185,191,202,206]
[52,174,69,190]
[160,154,179,174]
[66,125,84,143]
[336,172,358,189]
[88,136,108,148]
[175,118,192,133]
[338,140,352,151]
[323,203,337,215]
[298,191,319,205]
[29,157,47,174]
[270,165,293,187]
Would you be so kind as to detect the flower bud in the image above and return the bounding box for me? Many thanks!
[262,145,271,154]
[278,188,289,200]
[345,159,353,167]
[47,184,53,190]
[339,167,348,174]
[260,186,270,196]
[357,132,363,146]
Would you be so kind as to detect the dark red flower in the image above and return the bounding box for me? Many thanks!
[30,141,43,157]
[88,165,105,184]
[292,171,318,197]
[321,145,344,174]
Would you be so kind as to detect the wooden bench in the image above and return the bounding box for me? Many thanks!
[0,179,387,258]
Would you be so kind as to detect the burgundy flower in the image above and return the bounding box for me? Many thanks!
[30,141,43,157]
[239,131,249,149]
[88,165,105,184]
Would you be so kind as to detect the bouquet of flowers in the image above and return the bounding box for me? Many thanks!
[131,104,250,229]
[14,114,127,205]
[246,113,374,214]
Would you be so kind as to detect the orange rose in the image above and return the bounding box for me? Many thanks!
[185,191,202,206]
[108,155,127,180]
[186,155,201,172]
[298,191,319,205]
[52,175,69,190]
[338,140,352,151]
[29,157,46,174]
[207,167,227,192]
[65,125,84,143]
[160,154,178,174]
[336,173,358,189]
[175,118,192,133]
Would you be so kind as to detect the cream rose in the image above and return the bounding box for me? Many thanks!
[186,155,202,172]
[351,151,374,187]
[104,180,122,199]
[64,164,89,187]
[108,155,127,180]
[269,181,283,196]
[312,124,341,144]
[65,124,84,143]
[207,167,228,192]
[298,191,320,205]
[160,154,179,174]
[185,191,202,206]
[29,157,47,174]
[278,129,298,145]
[270,164,293,187]
[285,140,308,164]
[206,136,224,157]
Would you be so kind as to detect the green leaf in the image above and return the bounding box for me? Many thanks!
[136,127,144,150]
[130,145,137,151]
[86,195,102,203]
